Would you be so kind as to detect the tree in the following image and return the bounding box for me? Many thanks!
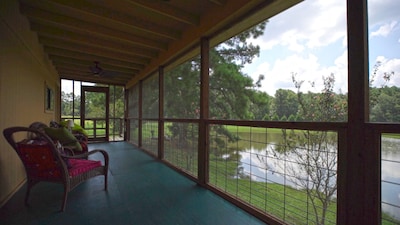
[162,22,268,171]
[369,61,400,122]
[273,89,299,119]
[276,73,345,225]
[370,86,400,122]
[249,90,273,120]
[61,91,80,117]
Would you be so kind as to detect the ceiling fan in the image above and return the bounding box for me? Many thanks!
[89,61,104,76]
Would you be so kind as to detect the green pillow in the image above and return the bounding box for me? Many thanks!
[59,120,88,137]
[44,127,83,151]
[72,124,88,137]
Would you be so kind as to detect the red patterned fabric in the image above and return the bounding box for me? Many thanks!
[68,159,101,177]
[17,141,60,179]
[17,141,101,179]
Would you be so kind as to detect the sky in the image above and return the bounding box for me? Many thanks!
[243,0,400,96]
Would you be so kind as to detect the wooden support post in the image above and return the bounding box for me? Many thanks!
[198,37,210,185]
[158,66,165,159]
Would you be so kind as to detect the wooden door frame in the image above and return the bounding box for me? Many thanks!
[81,86,110,142]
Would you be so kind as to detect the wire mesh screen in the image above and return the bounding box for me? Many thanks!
[129,119,139,145]
[142,74,159,119]
[381,133,400,224]
[208,125,338,225]
[142,120,159,156]
[164,122,198,177]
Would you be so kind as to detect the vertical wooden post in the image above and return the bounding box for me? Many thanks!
[158,66,165,159]
[124,88,129,141]
[138,80,143,147]
[198,37,210,185]
[341,0,379,224]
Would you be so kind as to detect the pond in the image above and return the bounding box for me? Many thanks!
[233,132,400,221]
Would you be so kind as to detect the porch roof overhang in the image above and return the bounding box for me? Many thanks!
[19,0,301,87]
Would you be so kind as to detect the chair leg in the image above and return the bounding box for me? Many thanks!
[104,174,108,191]
[61,186,69,212]
[24,186,31,206]
[24,179,36,206]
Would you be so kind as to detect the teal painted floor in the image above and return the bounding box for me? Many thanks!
[0,142,265,225]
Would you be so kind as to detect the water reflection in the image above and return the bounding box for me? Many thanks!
[232,133,400,220]
[381,137,400,220]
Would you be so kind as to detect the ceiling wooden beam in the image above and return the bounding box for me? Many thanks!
[53,60,139,75]
[21,0,181,40]
[124,0,199,25]
[59,73,127,86]
[54,63,136,77]
[32,24,158,59]
[21,4,168,50]
[39,36,152,64]
[46,49,145,70]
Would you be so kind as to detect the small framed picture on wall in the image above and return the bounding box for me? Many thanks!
[45,82,54,113]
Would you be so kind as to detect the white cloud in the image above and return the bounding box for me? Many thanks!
[256,0,347,52]
[371,56,400,87]
[246,0,348,95]
[244,0,400,96]
[371,21,398,37]
[252,51,348,96]
[368,0,400,26]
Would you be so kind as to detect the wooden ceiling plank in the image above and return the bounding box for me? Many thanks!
[209,0,226,6]
[55,63,136,78]
[46,49,145,70]
[123,0,199,25]
[49,54,140,73]
[60,73,127,86]
[21,4,168,51]
[22,0,181,40]
[39,36,153,64]
[57,69,129,80]
[53,60,139,75]
[33,25,159,59]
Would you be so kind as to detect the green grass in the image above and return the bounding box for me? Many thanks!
[209,161,337,225]
[223,125,282,134]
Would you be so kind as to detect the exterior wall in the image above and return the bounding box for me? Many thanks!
[0,0,60,206]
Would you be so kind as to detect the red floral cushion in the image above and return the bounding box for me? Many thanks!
[68,159,102,177]
[16,140,102,179]
[17,141,60,179]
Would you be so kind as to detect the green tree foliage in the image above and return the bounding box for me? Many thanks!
[273,89,298,120]
[293,73,347,122]
[109,85,125,118]
[61,91,81,117]
[164,60,201,163]
[162,22,268,168]
[249,90,272,120]
[85,91,107,118]
[370,86,400,122]
[164,60,200,119]
[277,73,345,225]
[369,61,400,122]
[142,75,159,119]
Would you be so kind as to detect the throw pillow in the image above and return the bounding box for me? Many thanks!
[44,127,83,151]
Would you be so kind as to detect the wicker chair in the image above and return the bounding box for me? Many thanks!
[3,126,109,212]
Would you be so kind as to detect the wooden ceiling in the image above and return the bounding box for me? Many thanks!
[18,0,298,87]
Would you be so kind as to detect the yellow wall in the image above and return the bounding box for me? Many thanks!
[0,0,60,206]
